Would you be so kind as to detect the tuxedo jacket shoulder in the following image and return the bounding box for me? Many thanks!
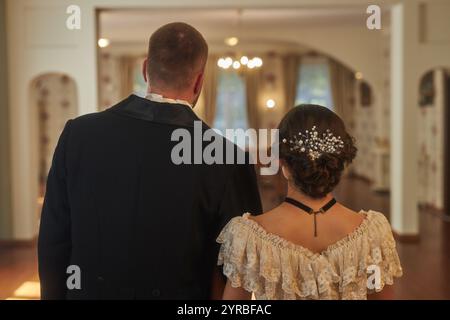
[38,95,262,300]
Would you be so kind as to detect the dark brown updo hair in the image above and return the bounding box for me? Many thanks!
[278,104,357,198]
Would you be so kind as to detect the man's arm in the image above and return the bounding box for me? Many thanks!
[217,160,263,227]
[211,159,262,298]
[38,120,72,300]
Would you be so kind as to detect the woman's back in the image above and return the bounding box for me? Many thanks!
[217,104,402,300]
[217,209,402,300]
[251,202,365,254]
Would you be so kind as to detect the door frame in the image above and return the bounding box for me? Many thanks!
[444,71,450,216]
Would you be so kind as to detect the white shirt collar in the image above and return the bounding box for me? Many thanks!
[144,92,192,108]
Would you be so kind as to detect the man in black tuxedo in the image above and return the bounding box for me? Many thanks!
[38,22,262,299]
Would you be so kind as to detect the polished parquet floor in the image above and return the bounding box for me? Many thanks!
[0,176,449,300]
[0,244,39,300]
[335,177,450,300]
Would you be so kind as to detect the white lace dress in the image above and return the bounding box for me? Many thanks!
[217,211,403,300]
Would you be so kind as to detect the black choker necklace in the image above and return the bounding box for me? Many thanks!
[284,197,337,237]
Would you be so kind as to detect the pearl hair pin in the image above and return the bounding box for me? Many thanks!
[282,126,345,160]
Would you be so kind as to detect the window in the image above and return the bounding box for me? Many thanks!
[295,57,333,110]
[213,70,248,131]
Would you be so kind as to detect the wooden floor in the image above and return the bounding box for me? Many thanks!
[0,176,449,300]
[0,244,38,300]
[335,177,450,300]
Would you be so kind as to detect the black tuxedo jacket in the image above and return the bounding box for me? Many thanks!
[38,94,262,299]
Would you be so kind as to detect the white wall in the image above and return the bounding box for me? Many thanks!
[390,0,450,235]
[6,0,98,239]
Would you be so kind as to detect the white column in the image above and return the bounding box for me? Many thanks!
[390,2,419,236]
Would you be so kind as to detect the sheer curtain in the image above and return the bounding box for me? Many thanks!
[283,54,301,112]
[119,56,137,99]
[202,55,218,126]
[328,58,355,125]
[245,69,262,129]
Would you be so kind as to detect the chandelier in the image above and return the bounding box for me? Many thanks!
[217,56,263,70]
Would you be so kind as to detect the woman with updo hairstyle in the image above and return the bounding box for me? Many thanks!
[279,104,357,199]
[217,104,402,300]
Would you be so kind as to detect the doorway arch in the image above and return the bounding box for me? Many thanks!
[417,67,450,216]
[29,73,78,221]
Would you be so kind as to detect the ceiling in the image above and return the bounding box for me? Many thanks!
[99,7,388,54]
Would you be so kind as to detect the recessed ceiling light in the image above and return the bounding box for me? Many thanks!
[224,37,239,47]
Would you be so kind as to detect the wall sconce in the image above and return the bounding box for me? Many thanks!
[266,99,276,109]
[98,38,110,48]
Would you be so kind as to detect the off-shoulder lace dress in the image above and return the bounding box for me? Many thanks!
[217,211,402,300]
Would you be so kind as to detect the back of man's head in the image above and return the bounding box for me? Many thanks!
[147,22,208,92]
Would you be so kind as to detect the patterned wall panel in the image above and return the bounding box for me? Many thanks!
[418,69,445,210]
[31,74,77,197]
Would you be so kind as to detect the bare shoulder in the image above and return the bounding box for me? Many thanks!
[248,206,285,228]
[338,204,365,217]
[335,204,366,223]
